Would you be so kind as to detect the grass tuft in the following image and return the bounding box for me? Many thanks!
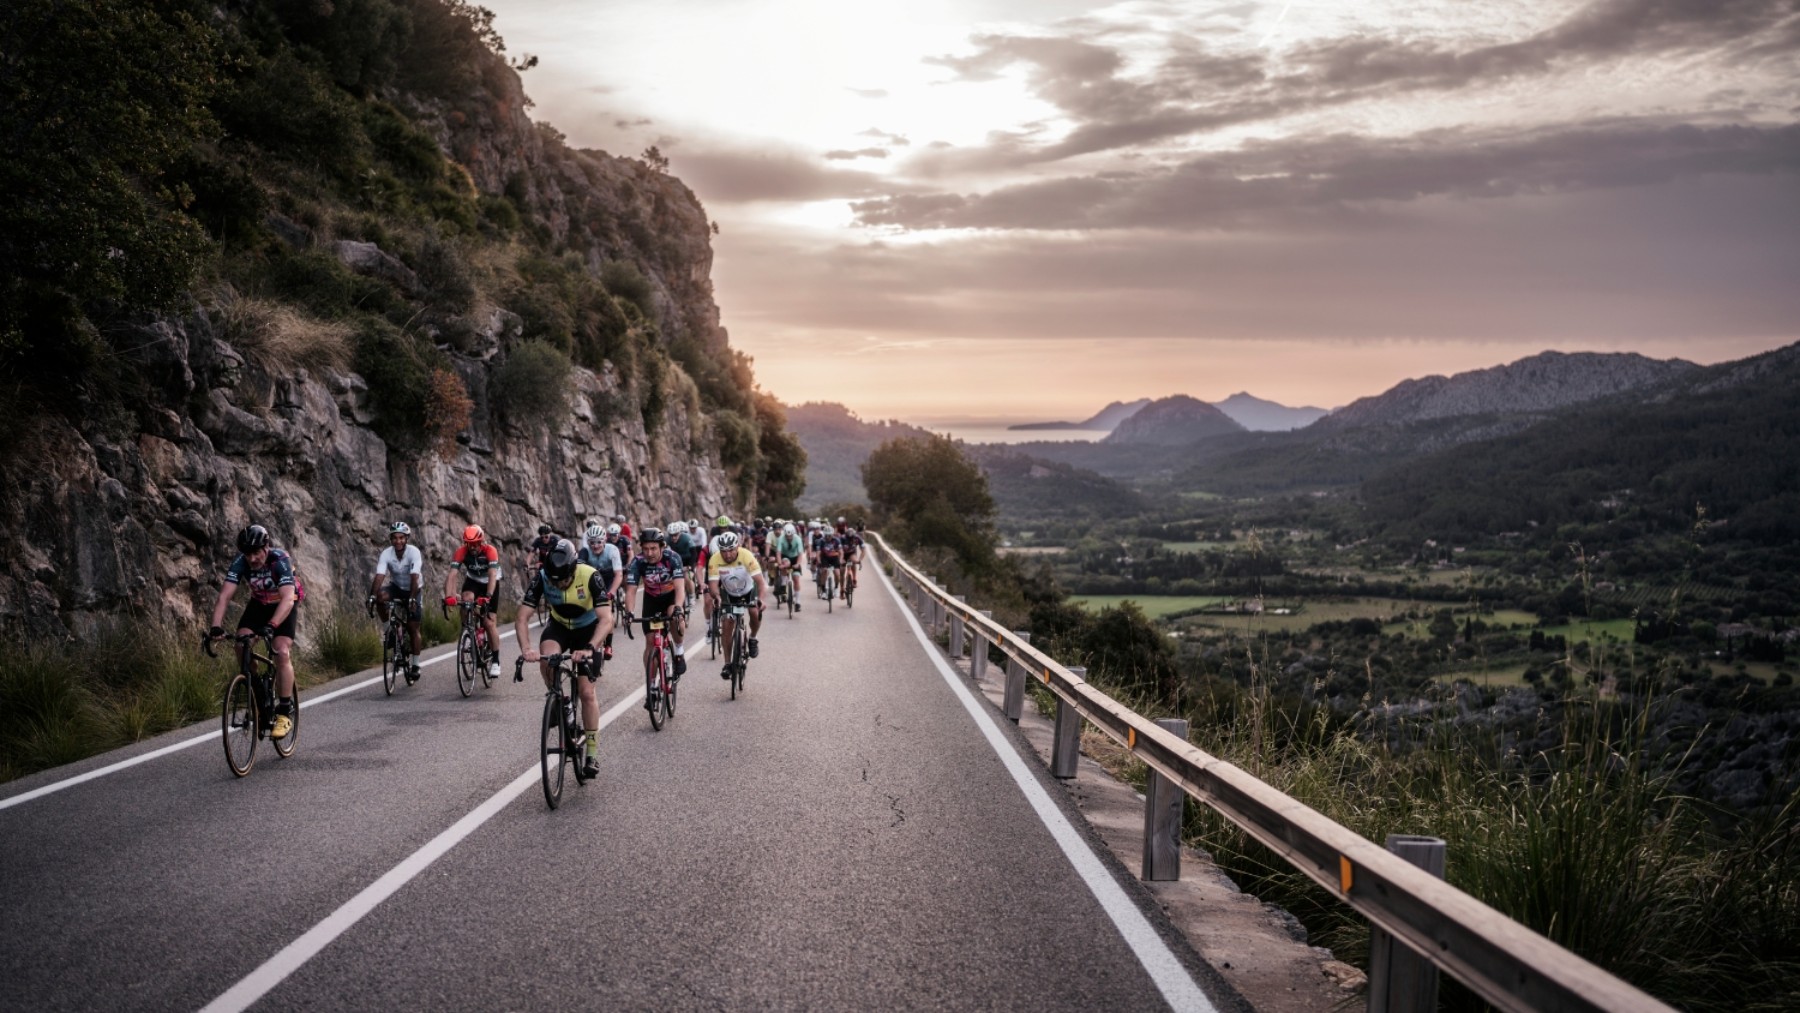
[308,606,382,675]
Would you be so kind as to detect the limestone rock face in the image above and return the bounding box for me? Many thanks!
[0,312,735,636]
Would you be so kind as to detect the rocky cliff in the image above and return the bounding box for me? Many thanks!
[0,3,758,635]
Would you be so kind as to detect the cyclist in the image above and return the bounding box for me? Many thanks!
[581,523,625,660]
[368,521,424,683]
[207,524,303,739]
[622,527,688,678]
[772,522,806,611]
[526,524,559,575]
[517,540,610,779]
[445,524,503,680]
[707,532,768,674]
[815,523,845,599]
[836,517,864,600]
[606,521,633,572]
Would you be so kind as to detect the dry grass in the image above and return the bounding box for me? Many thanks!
[214,289,354,372]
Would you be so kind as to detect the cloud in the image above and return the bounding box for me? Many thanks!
[824,147,890,161]
[847,87,889,99]
[859,128,911,146]
[858,121,1800,231]
[613,117,653,130]
[673,147,896,204]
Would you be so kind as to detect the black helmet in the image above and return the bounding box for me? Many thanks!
[237,524,270,553]
[537,524,553,536]
[638,527,665,545]
[543,539,579,582]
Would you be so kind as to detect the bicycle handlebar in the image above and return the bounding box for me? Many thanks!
[201,630,271,660]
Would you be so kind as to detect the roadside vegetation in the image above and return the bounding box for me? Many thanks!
[869,432,1800,1013]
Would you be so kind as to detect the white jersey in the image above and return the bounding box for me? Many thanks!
[377,544,424,587]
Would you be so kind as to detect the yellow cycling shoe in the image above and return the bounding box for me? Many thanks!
[270,714,293,739]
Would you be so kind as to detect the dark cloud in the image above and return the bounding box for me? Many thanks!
[861,121,1800,231]
[913,0,1800,172]
[673,147,893,204]
[613,116,653,130]
[824,147,889,161]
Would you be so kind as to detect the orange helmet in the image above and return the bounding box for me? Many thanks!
[462,524,485,543]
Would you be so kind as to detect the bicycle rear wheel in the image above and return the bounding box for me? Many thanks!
[476,632,493,689]
[272,681,300,759]
[456,631,476,697]
[222,673,256,777]
[647,653,666,731]
[540,693,566,809]
[382,625,400,696]
[708,615,719,659]
[664,659,677,720]
[827,572,835,613]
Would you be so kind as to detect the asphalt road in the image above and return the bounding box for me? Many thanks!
[1,561,1225,1012]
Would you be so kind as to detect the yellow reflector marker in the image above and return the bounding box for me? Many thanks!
[1041,667,1051,683]
[1127,728,1137,749]
[1339,856,1353,893]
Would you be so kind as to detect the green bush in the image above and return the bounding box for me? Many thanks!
[354,320,437,449]
[600,260,657,321]
[491,340,573,426]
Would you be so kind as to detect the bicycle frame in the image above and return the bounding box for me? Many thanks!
[623,613,677,729]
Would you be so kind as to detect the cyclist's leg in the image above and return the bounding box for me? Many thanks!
[721,613,738,668]
[750,599,764,638]
[539,628,569,689]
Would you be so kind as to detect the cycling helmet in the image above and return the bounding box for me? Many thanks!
[669,520,688,536]
[606,523,621,537]
[717,531,740,550]
[537,524,552,536]
[638,527,665,545]
[715,515,732,528]
[584,524,605,544]
[389,521,411,537]
[782,523,796,535]
[462,524,484,543]
[543,539,579,583]
[237,524,270,553]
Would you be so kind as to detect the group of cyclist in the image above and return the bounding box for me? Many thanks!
[205,513,867,779]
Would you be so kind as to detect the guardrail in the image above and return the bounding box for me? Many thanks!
[873,533,1673,1013]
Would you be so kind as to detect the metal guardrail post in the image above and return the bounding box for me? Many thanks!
[970,611,992,680]
[1052,666,1085,779]
[1368,836,1447,1013]
[1142,717,1189,881]
[1002,632,1031,722]
[949,597,966,657]
[928,580,943,630]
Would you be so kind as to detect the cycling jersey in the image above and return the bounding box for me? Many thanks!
[522,563,608,628]
[839,531,864,557]
[224,548,304,605]
[672,532,703,570]
[527,534,559,567]
[818,534,843,559]
[708,550,762,601]
[626,548,686,597]
[452,543,501,582]
[376,544,423,586]
[580,542,622,577]
[774,533,804,559]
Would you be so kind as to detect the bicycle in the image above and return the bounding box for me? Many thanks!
[622,611,678,731]
[371,596,417,696]
[842,561,857,608]
[446,596,495,698]
[820,565,837,614]
[205,629,299,778]
[719,596,753,700]
[705,593,721,660]
[516,652,596,810]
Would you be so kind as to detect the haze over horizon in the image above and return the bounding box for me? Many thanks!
[484,0,1800,422]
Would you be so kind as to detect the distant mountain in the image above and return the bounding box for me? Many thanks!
[1104,396,1244,445]
[1214,392,1329,432]
[1008,398,1150,431]
[784,402,933,510]
[965,445,1147,526]
[1318,351,1696,430]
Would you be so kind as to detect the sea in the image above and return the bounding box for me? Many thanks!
[913,419,1110,445]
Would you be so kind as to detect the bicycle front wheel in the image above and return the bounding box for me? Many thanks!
[647,656,665,731]
[222,673,257,777]
[827,573,835,613]
[382,625,400,696]
[272,681,300,759]
[456,631,476,698]
[540,693,566,809]
[476,634,493,689]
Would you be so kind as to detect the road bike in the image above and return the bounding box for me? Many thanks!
[719,596,754,700]
[517,652,596,809]
[820,564,837,614]
[371,595,419,696]
[206,629,299,778]
[622,611,677,731]
[447,596,495,698]
[843,561,856,609]
[705,593,721,660]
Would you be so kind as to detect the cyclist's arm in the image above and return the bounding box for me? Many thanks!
[209,580,239,630]
[269,584,297,630]
[445,554,461,598]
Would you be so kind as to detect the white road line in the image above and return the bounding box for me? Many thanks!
[200,685,645,1013]
[874,560,1218,1013]
[0,625,532,812]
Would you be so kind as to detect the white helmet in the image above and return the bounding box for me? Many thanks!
[717,531,740,550]
[670,520,688,536]
[584,524,605,543]
[782,523,796,535]
[606,523,621,537]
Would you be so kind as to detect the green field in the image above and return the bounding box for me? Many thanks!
[1538,618,1637,644]
[1182,597,1414,633]
[1072,595,1234,619]
[1160,541,1234,553]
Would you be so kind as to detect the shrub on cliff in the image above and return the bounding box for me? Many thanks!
[492,340,573,426]
[354,321,440,449]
